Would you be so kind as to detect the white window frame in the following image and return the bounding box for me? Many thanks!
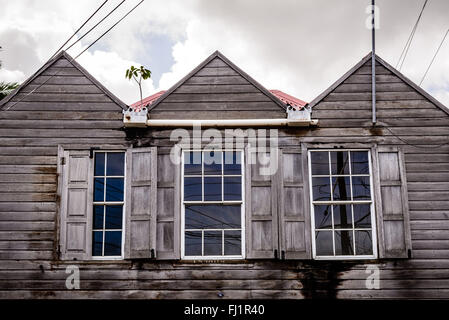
[181,149,245,260]
[308,149,378,260]
[92,150,126,260]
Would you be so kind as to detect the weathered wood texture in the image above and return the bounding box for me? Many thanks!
[0,54,449,299]
[149,55,286,119]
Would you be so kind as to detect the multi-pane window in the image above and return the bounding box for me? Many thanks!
[182,150,244,259]
[93,152,125,257]
[309,150,376,259]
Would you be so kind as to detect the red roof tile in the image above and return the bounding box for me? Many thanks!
[130,89,306,110]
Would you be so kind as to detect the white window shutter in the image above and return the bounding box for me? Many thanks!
[59,149,93,260]
[124,147,157,259]
[374,146,412,258]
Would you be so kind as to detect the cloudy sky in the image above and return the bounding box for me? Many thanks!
[0,0,448,106]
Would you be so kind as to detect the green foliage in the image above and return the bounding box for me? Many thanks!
[0,81,19,100]
[125,65,152,108]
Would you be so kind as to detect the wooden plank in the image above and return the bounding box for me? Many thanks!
[0,129,125,138]
[29,75,93,85]
[0,165,56,174]
[185,76,250,85]
[174,84,260,94]
[12,93,113,103]
[0,231,54,241]
[0,221,54,231]
[0,120,123,129]
[149,110,285,120]
[343,74,404,84]
[0,111,122,121]
[0,241,53,250]
[195,67,240,77]
[412,230,449,240]
[0,202,56,212]
[5,102,123,112]
[0,193,56,202]
[163,92,272,103]
[0,174,56,183]
[324,92,425,102]
[21,84,102,94]
[334,82,412,93]
[41,67,85,76]
[0,156,56,165]
[0,212,55,221]
[0,183,56,193]
[0,250,53,260]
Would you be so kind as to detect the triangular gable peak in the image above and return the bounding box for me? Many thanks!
[149,50,288,119]
[309,52,449,117]
[0,51,127,111]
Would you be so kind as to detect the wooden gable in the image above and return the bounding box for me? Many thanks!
[309,53,449,128]
[0,51,126,112]
[149,51,287,120]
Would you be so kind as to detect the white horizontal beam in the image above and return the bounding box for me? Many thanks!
[135,118,319,127]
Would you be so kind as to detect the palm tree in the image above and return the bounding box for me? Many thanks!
[0,46,20,100]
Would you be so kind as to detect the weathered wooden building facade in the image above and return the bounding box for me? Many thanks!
[0,49,448,299]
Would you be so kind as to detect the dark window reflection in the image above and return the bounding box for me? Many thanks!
[332,177,351,201]
[184,177,202,201]
[185,231,202,256]
[331,151,350,175]
[353,204,372,228]
[311,152,329,175]
[355,230,373,255]
[93,205,104,229]
[316,231,333,256]
[94,152,105,176]
[352,176,371,200]
[92,231,103,256]
[94,178,104,202]
[105,205,123,229]
[204,231,222,256]
[106,153,125,176]
[351,151,369,174]
[314,205,332,229]
[333,205,352,228]
[224,177,241,201]
[204,151,222,175]
[224,230,241,255]
[335,230,354,255]
[224,151,241,175]
[204,177,222,201]
[184,152,202,175]
[312,177,331,201]
[105,178,124,202]
[104,231,121,256]
[185,205,241,229]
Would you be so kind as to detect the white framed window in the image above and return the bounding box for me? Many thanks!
[181,150,245,260]
[92,151,126,259]
[308,149,377,260]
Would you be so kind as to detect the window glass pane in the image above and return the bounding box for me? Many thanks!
[224,177,241,201]
[335,230,354,255]
[104,231,121,256]
[105,205,123,229]
[331,151,350,175]
[355,230,373,255]
[204,231,222,256]
[224,230,241,255]
[94,178,104,202]
[312,177,331,201]
[185,205,241,229]
[93,205,104,229]
[332,177,351,201]
[184,177,202,201]
[94,152,105,176]
[224,151,241,175]
[105,178,124,202]
[314,205,332,229]
[92,231,103,256]
[185,231,202,256]
[353,204,372,228]
[204,150,222,175]
[204,177,222,201]
[311,151,329,175]
[352,176,371,200]
[351,151,369,174]
[316,231,333,256]
[106,153,124,176]
[333,205,352,229]
[184,152,202,175]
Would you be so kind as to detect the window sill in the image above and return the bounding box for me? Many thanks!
[314,255,377,261]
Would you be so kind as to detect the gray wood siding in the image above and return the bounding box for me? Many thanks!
[149,56,286,119]
[0,54,449,299]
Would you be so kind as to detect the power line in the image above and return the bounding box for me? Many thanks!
[49,0,109,60]
[396,0,429,71]
[4,0,144,111]
[384,126,449,149]
[419,28,449,85]
[63,0,126,54]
